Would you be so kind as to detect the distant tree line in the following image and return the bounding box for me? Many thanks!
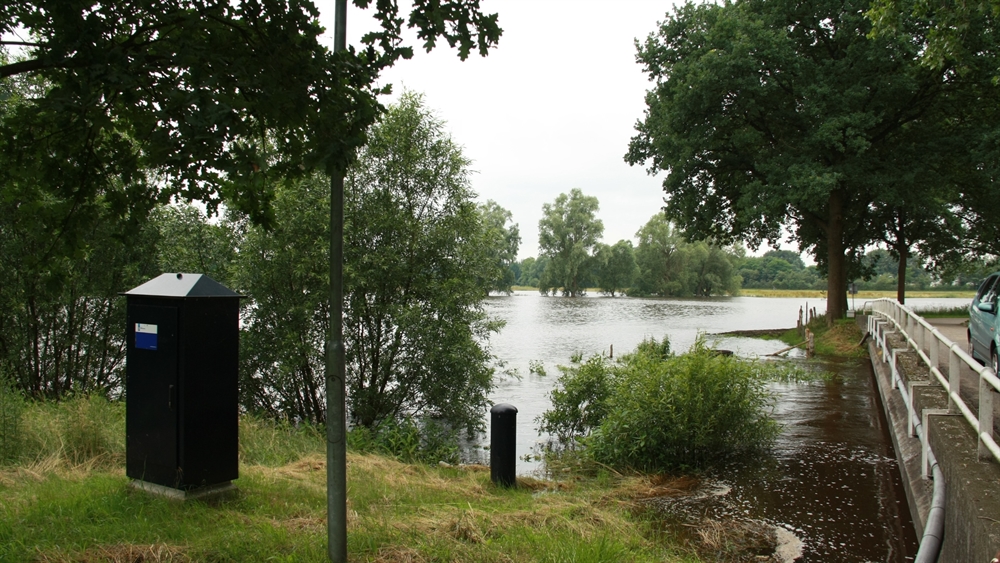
[510,190,743,298]
[508,190,991,297]
[738,248,990,292]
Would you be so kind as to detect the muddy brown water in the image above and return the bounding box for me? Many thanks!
[702,358,919,562]
[482,292,957,561]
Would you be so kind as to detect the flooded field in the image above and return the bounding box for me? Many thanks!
[481,292,959,561]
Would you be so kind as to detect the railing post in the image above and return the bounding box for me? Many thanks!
[949,346,961,414]
[929,332,939,378]
[921,409,932,479]
[981,371,995,461]
[877,320,888,361]
[891,349,901,390]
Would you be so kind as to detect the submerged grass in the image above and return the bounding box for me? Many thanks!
[777,316,867,358]
[0,397,707,563]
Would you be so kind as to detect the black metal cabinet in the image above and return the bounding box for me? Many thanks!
[125,273,240,491]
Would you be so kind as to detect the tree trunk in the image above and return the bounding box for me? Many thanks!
[825,190,848,325]
[896,244,908,305]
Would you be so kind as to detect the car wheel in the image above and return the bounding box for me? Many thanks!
[992,348,999,375]
[969,330,977,361]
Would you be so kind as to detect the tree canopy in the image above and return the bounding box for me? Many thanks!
[478,200,521,295]
[632,214,741,297]
[626,0,996,318]
[232,93,504,433]
[0,0,501,262]
[593,240,639,297]
[868,0,1000,68]
[537,189,604,297]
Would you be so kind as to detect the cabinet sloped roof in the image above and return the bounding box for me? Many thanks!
[125,273,241,297]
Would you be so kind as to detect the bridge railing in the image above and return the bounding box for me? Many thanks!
[865,298,1000,467]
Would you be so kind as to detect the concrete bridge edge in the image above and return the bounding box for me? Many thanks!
[861,314,1000,562]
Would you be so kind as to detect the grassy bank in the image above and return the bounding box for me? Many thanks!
[739,288,975,299]
[770,317,868,358]
[0,397,721,563]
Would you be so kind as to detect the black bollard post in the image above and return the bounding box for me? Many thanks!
[490,403,518,488]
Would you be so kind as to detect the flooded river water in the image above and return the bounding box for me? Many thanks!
[483,292,967,561]
[715,358,919,561]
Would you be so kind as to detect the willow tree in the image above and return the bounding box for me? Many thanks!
[538,189,604,297]
[233,94,503,432]
[343,93,503,434]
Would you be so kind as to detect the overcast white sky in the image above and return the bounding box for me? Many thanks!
[311,0,677,259]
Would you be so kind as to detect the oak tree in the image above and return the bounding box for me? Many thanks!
[627,0,986,320]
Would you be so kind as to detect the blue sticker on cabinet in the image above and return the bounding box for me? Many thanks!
[135,323,158,350]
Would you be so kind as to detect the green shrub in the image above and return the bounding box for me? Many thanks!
[632,335,672,360]
[539,337,671,445]
[538,354,616,444]
[541,337,789,472]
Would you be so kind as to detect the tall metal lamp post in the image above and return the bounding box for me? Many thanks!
[327,1,348,561]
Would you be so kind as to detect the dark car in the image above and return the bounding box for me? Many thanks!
[969,272,1000,373]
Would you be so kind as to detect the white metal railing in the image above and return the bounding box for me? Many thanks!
[865,298,1000,465]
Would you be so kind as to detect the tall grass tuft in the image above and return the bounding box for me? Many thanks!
[239,415,325,466]
[347,417,462,465]
[18,395,125,467]
[0,369,23,464]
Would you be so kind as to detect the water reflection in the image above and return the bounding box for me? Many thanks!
[485,291,966,475]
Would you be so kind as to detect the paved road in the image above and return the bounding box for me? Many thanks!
[921,318,997,437]
[926,317,968,351]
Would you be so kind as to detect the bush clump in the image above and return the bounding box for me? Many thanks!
[541,337,790,471]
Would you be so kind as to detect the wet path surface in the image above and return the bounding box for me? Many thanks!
[707,359,918,561]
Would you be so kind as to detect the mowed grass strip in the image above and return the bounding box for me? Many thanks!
[0,417,701,563]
